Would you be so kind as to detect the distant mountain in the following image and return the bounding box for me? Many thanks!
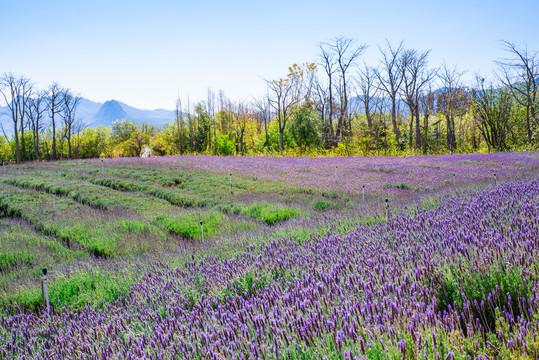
[0,97,176,134]
[84,99,175,128]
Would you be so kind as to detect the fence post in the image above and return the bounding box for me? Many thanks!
[41,268,50,312]
[101,159,104,175]
[385,198,389,219]
[362,185,365,202]
[229,173,232,194]
[200,221,204,242]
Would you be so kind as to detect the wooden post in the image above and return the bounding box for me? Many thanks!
[101,159,104,175]
[229,173,232,194]
[385,198,389,218]
[453,173,456,185]
[494,173,497,187]
[41,268,50,312]
[200,221,204,242]
[362,185,365,202]
[335,166,337,179]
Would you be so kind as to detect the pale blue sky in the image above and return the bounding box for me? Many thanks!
[1,0,538,110]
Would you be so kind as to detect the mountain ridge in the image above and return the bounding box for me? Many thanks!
[0,97,176,133]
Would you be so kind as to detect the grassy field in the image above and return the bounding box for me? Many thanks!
[1,153,539,358]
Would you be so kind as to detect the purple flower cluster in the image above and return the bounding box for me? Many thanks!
[2,179,539,358]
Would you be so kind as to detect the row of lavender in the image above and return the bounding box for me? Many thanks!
[2,180,539,358]
[105,152,539,193]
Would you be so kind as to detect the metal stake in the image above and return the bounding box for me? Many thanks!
[41,268,50,312]
[200,221,204,242]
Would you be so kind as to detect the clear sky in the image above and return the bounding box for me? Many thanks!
[2,0,538,110]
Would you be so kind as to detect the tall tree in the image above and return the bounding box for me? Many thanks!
[376,40,405,143]
[318,42,337,145]
[174,95,185,154]
[61,89,81,159]
[331,37,366,139]
[357,64,380,131]
[266,64,304,152]
[472,77,513,152]
[496,41,538,144]
[26,89,48,161]
[401,49,435,149]
[207,89,216,153]
[253,95,271,147]
[0,73,33,163]
[437,63,468,152]
[47,82,65,160]
[420,88,435,154]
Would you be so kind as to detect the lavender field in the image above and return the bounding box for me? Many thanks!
[1,153,539,359]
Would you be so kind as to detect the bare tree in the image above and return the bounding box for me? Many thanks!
[420,88,436,154]
[186,96,195,152]
[175,95,185,155]
[376,40,405,143]
[357,63,380,130]
[331,37,366,139]
[26,89,48,161]
[437,63,469,152]
[0,73,33,163]
[496,41,538,144]
[47,82,65,160]
[318,42,337,145]
[253,94,271,147]
[229,100,248,154]
[473,76,513,152]
[266,64,304,152]
[61,89,81,159]
[401,49,435,149]
[207,89,216,153]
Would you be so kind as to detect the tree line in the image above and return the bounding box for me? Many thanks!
[1,39,538,162]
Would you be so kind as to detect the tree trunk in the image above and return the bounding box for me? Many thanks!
[20,120,26,162]
[52,113,56,160]
[14,123,21,164]
[415,106,421,149]
[422,110,429,154]
[391,97,400,142]
[408,113,413,148]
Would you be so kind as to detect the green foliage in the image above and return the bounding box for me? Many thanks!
[289,104,322,151]
[221,271,269,301]
[214,134,236,156]
[313,199,332,210]
[241,202,300,225]
[383,182,410,189]
[156,211,224,239]
[433,264,531,331]
[111,119,138,145]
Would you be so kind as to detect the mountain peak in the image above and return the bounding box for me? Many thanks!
[94,100,128,126]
